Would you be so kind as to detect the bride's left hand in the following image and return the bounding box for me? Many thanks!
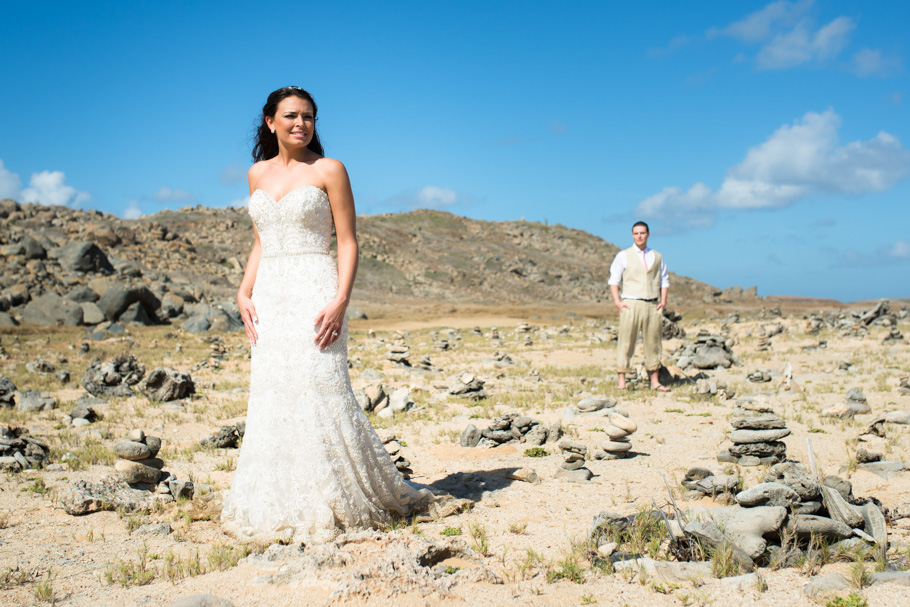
[314,298,347,350]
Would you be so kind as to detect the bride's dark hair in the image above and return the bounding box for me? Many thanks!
[252,87,325,161]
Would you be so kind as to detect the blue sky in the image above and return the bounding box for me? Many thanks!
[1,1,907,301]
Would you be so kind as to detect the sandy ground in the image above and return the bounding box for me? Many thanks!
[1,306,909,606]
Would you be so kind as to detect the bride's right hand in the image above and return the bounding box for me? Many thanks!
[238,293,259,346]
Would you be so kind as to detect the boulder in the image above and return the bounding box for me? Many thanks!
[113,440,151,461]
[138,367,195,402]
[763,463,821,501]
[791,515,853,539]
[735,482,800,508]
[0,376,17,407]
[17,390,56,412]
[54,241,114,273]
[460,424,481,448]
[115,459,162,484]
[21,292,83,326]
[728,428,791,444]
[706,505,787,559]
[97,285,161,322]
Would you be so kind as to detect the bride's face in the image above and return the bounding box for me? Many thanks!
[267,96,316,149]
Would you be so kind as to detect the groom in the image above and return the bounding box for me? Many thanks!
[608,221,670,391]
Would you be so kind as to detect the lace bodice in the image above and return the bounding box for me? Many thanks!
[249,185,333,257]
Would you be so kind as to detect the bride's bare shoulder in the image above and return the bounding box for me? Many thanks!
[314,157,348,180]
[248,161,272,192]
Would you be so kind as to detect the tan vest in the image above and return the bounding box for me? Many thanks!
[620,246,662,300]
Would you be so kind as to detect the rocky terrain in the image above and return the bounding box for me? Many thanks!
[0,199,758,333]
[0,200,909,607]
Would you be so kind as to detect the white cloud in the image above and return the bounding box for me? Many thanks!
[636,109,910,228]
[0,159,22,199]
[20,170,90,208]
[415,186,458,209]
[708,0,813,42]
[122,200,144,219]
[851,48,901,77]
[889,241,910,259]
[153,186,195,202]
[709,2,858,71]
[228,196,250,208]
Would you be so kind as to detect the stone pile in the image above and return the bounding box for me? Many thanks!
[563,396,623,418]
[16,389,57,412]
[448,373,486,400]
[355,383,389,413]
[460,413,561,448]
[680,467,740,501]
[200,423,245,448]
[515,322,532,334]
[469,326,482,336]
[694,378,735,399]
[482,351,514,367]
[900,376,910,395]
[81,355,145,399]
[387,344,411,367]
[590,412,638,460]
[113,429,165,485]
[883,327,904,344]
[555,439,592,482]
[413,355,434,371]
[718,406,790,466]
[756,337,772,352]
[379,433,412,478]
[661,310,685,340]
[0,425,50,471]
[138,367,195,402]
[762,322,785,338]
[675,330,742,370]
[747,370,772,383]
[62,403,99,427]
[0,375,17,407]
[822,387,871,418]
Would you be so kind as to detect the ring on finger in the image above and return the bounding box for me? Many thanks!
[332,330,339,336]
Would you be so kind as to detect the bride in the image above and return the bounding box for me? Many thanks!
[221,86,433,544]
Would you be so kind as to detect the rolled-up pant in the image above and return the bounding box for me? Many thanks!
[616,299,662,373]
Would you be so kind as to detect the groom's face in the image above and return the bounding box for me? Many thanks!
[632,226,649,249]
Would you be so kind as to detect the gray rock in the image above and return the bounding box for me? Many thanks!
[804,573,849,595]
[66,285,100,303]
[854,460,905,480]
[691,345,733,369]
[22,292,83,326]
[55,241,114,273]
[20,234,46,260]
[687,475,739,495]
[613,557,713,583]
[684,467,714,482]
[819,485,864,528]
[353,389,370,411]
[201,426,240,449]
[61,477,152,516]
[869,571,910,587]
[145,436,162,458]
[138,367,195,402]
[794,500,822,514]
[561,459,586,471]
[115,459,162,484]
[168,595,235,607]
[481,429,513,443]
[0,376,17,407]
[507,468,540,484]
[577,397,615,413]
[728,428,791,444]
[113,440,151,460]
[522,425,547,446]
[0,456,22,472]
[859,502,888,552]
[558,439,586,455]
[0,312,18,327]
[731,415,786,430]
[729,441,787,457]
[68,404,97,422]
[717,450,737,463]
[80,302,105,325]
[169,480,195,500]
[546,423,563,443]
[460,424,481,448]
[554,467,592,482]
[17,390,56,412]
[791,515,853,539]
[735,482,800,508]
[763,462,820,501]
[706,505,787,559]
[683,520,754,571]
[883,410,910,424]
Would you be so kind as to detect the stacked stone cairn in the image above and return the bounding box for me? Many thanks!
[883,326,904,344]
[556,439,592,482]
[718,399,790,466]
[0,425,50,471]
[822,387,871,418]
[113,429,195,502]
[661,309,685,340]
[448,372,486,400]
[590,412,638,460]
[899,376,910,395]
[674,330,742,371]
[461,413,561,448]
[387,344,411,367]
[756,336,772,352]
[81,355,145,399]
[747,370,772,383]
[379,433,412,478]
[694,379,735,399]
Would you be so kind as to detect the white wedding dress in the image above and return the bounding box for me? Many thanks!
[221,185,434,544]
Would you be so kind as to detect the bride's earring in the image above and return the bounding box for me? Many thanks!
[270,128,275,134]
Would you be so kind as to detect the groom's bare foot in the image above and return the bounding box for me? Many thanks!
[651,383,670,392]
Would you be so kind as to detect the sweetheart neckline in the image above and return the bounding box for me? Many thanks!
[252,184,328,204]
